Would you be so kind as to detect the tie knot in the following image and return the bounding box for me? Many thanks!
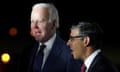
[81,64,86,72]
[40,44,46,52]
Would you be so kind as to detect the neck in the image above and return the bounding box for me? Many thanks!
[83,46,95,61]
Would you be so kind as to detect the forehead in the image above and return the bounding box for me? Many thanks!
[71,28,80,36]
[31,7,49,16]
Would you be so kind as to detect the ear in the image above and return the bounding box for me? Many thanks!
[83,36,90,47]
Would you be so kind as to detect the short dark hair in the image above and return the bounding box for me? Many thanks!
[71,21,104,49]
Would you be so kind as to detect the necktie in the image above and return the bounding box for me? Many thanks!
[81,64,86,72]
[33,44,46,72]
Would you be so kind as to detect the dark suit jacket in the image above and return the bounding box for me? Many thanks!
[87,52,119,72]
[18,35,82,72]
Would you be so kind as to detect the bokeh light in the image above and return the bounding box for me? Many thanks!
[30,30,33,37]
[9,27,18,36]
[1,53,10,64]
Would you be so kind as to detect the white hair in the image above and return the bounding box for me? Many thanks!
[32,3,59,28]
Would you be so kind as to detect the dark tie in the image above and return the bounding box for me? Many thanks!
[81,64,86,72]
[33,44,46,72]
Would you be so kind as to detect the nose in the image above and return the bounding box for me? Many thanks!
[32,22,39,28]
[67,40,70,46]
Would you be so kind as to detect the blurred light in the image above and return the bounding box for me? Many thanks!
[9,27,17,36]
[1,53,10,64]
[30,30,33,37]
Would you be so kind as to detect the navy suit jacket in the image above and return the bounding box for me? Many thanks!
[19,35,82,72]
[87,52,119,72]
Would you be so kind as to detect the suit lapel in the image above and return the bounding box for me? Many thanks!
[28,42,39,72]
[87,52,102,72]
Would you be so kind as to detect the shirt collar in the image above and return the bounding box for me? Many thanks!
[84,49,101,71]
[39,33,56,50]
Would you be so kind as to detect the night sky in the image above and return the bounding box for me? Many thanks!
[0,0,120,72]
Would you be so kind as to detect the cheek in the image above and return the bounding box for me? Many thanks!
[45,25,53,35]
[72,42,80,52]
[30,24,34,29]
[47,24,53,30]
[76,45,82,53]
[41,26,50,36]
[74,42,83,53]
[30,25,34,33]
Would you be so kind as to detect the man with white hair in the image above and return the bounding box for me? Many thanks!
[19,3,82,72]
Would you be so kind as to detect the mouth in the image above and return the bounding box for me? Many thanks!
[35,32,41,35]
[34,30,41,35]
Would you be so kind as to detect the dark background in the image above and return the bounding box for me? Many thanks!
[0,0,120,72]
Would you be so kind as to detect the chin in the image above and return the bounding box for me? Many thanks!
[73,55,79,60]
[34,37,42,41]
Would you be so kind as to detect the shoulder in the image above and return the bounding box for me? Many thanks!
[93,53,119,72]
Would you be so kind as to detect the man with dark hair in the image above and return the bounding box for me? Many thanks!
[67,21,119,72]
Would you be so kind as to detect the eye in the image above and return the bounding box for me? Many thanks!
[37,19,48,25]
